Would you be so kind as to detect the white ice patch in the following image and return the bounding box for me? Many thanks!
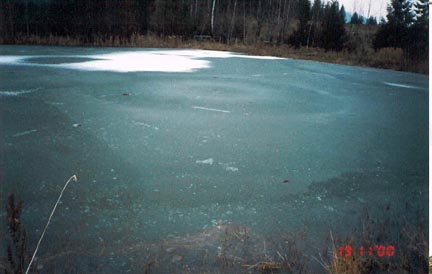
[0,88,40,97]
[45,101,64,106]
[193,106,230,113]
[13,129,37,137]
[218,162,239,172]
[152,50,235,59]
[196,158,214,165]
[133,121,152,128]
[0,50,284,73]
[324,205,335,212]
[384,82,419,89]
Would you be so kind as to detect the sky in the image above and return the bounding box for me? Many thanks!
[337,0,392,19]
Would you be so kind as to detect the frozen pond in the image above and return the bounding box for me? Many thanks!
[0,46,428,273]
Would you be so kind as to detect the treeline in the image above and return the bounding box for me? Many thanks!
[0,0,428,61]
[0,0,368,48]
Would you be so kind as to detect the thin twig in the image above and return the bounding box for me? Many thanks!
[311,254,328,271]
[25,175,77,274]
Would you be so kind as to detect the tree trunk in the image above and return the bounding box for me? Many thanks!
[229,0,237,43]
[25,0,29,37]
[277,0,282,25]
[211,0,216,35]
[279,0,290,44]
[255,0,262,41]
[243,0,246,42]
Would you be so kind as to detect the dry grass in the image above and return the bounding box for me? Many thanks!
[243,261,282,273]
[316,209,428,274]
[429,257,432,273]
[371,47,404,67]
[25,175,77,274]
[315,233,365,274]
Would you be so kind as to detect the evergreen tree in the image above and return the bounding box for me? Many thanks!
[306,0,323,47]
[405,0,428,59]
[387,0,415,26]
[320,0,346,51]
[339,5,346,23]
[414,0,429,26]
[311,0,323,21]
[366,16,377,25]
[289,0,311,48]
[350,12,360,24]
[373,0,415,49]
[350,12,364,24]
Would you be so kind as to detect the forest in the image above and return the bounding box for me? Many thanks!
[0,0,429,73]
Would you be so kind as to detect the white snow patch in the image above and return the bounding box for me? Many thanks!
[193,106,230,113]
[150,49,284,60]
[13,129,37,137]
[196,158,214,165]
[63,52,211,73]
[0,50,284,73]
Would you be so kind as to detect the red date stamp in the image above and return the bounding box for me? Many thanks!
[338,245,395,257]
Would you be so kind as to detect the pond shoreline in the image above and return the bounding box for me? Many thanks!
[2,34,428,75]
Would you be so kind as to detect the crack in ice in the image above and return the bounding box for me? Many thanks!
[192,106,230,113]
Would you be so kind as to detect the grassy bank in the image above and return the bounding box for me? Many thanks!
[4,33,428,74]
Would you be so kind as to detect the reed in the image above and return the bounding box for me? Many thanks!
[24,175,77,274]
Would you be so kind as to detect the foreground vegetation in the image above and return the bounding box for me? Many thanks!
[2,172,428,273]
[2,196,427,273]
